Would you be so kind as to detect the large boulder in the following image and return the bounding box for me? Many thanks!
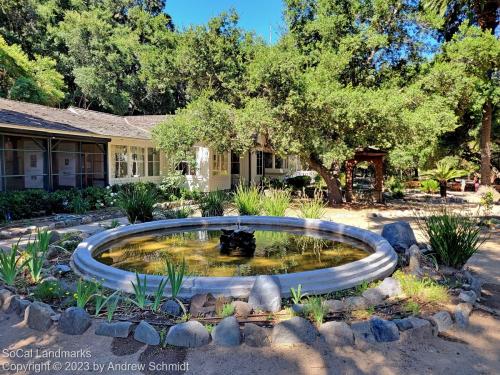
[212,316,241,347]
[165,321,210,348]
[319,321,354,346]
[248,275,281,313]
[24,301,55,332]
[134,321,160,345]
[243,323,271,347]
[430,311,453,333]
[272,317,317,345]
[58,307,91,335]
[96,321,134,338]
[381,221,417,253]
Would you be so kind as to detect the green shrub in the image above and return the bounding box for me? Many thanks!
[285,175,311,190]
[75,279,98,309]
[117,184,158,223]
[298,194,326,219]
[303,296,328,326]
[160,202,193,219]
[0,189,51,220]
[262,189,291,217]
[220,303,235,318]
[234,185,261,215]
[387,177,405,198]
[159,171,186,200]
[419,209,482,269]
[394,270,449,304]
[420,179,440,194]
[130,273,149,309]
[198,191,228,217]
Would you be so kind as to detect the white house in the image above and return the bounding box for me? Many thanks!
[0,98,297,192]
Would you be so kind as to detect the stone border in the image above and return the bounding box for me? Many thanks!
[71,216,398,298]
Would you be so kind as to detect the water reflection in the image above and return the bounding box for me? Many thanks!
[96,227,369,277]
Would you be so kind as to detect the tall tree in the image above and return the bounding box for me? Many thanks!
[424,0,499,184]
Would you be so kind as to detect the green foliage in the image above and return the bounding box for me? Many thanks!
[233,185,261,215]
[387,177,405,199]
[117,184,158,223]
[290,284,304,305]
[394,270,450,304]
[33,280,63,302]
[165,258,186,300]
[422,159,468,183]
[404,300,421,315]
[151,278,168,312]
[0,240,25,285]
[303,296,328,326]
[220,303,235,318]
[106,294,120,323]
[0,36,65,105]
[298,195,326,219]
[420,179,440,194]
[197,191,228,217]
[285,176,311,190]
[74,279,98,309]
[130,273,148,309]
[160,202,193,219]
[420,209,482,269]
[479,191,494,217]
[159,171,186,200]
[24,230,50,283]
[262,189,291,217]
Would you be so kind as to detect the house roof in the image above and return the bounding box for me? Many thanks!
[0,98,169,140]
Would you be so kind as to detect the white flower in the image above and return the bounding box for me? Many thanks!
[106,186,111,189]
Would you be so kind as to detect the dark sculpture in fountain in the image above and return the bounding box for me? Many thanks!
[219,227,256,256]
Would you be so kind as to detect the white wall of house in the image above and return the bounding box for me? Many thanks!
[108,137,167,186]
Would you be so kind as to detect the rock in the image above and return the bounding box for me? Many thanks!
[377,277,402,298]
[95,321,134,338]
[324,299,345,313]
[58,307,91,335]
[189,294,216,317]
[344,296,370,310]
[231,300,253,319]
[24,301,55,332]
[0,289,13,308]
[319,321,354,346]
[454,303,473,328]
[430,311,453,333]
[134,321,160,346]
[80,216,92,225]
[370,318,400,342]
[470,277,483,297]
[165,320,209,348]
[248,275,281,313]
[243,323,271,347]
[212,316,241,347]
[402,317,433,340]
[351,321,376,348]
[381,221,417,252]
[407,244,423,276]
[11,297,30,316]
[49,230,61,244]
[291,303,305,315]
[161,299,182,317]
[53,264,72,276]
[393,318,413,331]
[362,288,385,305]
[272,317,317,345]
[459,290,477,304]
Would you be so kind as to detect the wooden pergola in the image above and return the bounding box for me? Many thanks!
[345,147,387,203]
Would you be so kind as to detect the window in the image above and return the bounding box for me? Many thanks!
[212,152,228,176]
[131,146,145,177]
[264,152,273,169]
[1,135,48,190]
[148,148,160,176]
[256,151,263,175]
[274,155,282,169]
[113,145,128,178]
[231,152,240,174]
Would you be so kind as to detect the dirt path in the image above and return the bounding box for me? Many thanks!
[0,310,498,375]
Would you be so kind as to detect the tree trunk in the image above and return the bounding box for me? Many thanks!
[307,156,343,205]
[480,100,493,185]
[439,180,447,198]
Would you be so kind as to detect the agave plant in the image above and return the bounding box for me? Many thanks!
[422,160,468,198]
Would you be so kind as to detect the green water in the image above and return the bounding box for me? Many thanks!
[95,227,369,277]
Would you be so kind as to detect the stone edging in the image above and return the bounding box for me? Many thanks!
[71,216,398,298]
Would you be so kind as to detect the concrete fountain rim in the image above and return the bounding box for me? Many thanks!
[70,216,398,298]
